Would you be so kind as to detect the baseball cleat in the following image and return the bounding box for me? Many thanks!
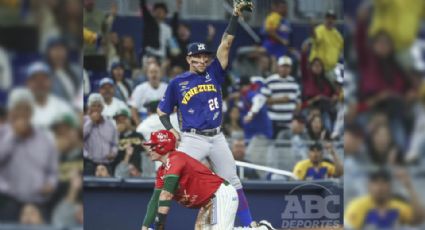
[258,220,276,230]
[250,221,259,227]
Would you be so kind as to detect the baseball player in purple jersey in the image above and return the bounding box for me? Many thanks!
[157,1,261,227]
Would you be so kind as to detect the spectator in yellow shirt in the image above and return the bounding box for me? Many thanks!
[369,0,425,52]
[309,10,343,73]
[345,169,425,230]
[261,0,291,58]
[293,142,343,180]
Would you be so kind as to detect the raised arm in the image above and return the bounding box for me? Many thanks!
[326,142,343,177]
[216,2,252,69]
[140,0,155,23]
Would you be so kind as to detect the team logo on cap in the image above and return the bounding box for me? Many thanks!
[197,44,206,50]
[157,132,168,141]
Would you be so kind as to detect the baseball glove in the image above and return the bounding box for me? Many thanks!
[234,0,254,12]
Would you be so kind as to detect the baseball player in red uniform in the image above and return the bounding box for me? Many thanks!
[141,130,275,230]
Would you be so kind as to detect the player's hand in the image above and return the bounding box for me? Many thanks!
[169,128,181,145]
[394,167,413,189]
[324,141,334,154]
[243,114,253,123]
[89,110,101,123]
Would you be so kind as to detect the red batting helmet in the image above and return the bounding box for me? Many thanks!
[143,130,176,155]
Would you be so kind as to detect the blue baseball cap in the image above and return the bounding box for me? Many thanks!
[187,42,213,56]
[27,61,51,79]
[99,77,114,87]
[46,37,66,49]
[110,62,124,71]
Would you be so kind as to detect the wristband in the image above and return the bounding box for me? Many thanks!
[159,114,173,130]
[158,200,172,207]
[155,213,167,229]
[225,15,238,36]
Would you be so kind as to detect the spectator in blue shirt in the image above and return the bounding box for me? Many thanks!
[239,77,273,142]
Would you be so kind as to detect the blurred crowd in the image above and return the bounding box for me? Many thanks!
[0,0,83,229]
[343,0,425,229]
[82,0,344,187]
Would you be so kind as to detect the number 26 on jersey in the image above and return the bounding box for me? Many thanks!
[208,97,219,111]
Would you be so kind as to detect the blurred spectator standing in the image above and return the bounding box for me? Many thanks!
[356,6,414,150]
[140,0,172,60]
[49,112,82,213]
[129,63,167,124]
[406,82,425,162]
[261,0,291,59]
[110,62,133,102]
[0,46,12,90]
[112,109,144,177]
[239,77,272,142]
[46,38,82,102]
[51,169,83,228]
[265,56,301,138]
[232,139,259,180]
[84,0,105,54]
[344,124,369,201]
[301,43,338,131]
[238,77,272,167]
[0,89,58,221]
[169,0,189,70]
[168,0,216,71]
[83,93,118,175]
[26,61,73,129]
[309,9,343,79]
[343,1,425,228]
[0,0,82,228]
[119,35,139,73]
[292,143,343,180]
[345,169,425,229]
[98,77,128,120]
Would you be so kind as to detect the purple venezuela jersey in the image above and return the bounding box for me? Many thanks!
[158,58,226,131]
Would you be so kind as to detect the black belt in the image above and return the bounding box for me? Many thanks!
[184,127,221,137]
